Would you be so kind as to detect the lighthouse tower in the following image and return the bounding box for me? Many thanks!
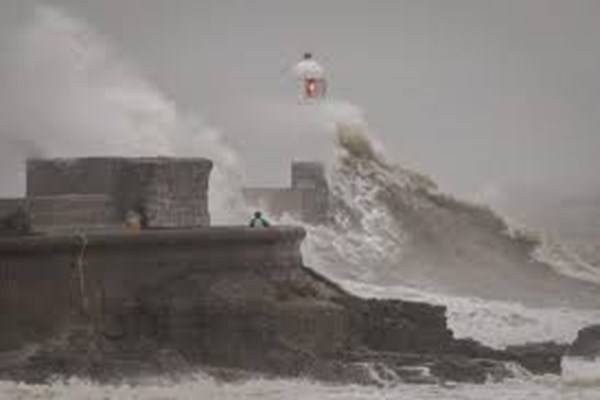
[292,52,327,103]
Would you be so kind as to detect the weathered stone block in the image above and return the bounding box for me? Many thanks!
[27,158,123,197]
[117,158,212,228]
[25,157,213,229]
[28,194,119,232]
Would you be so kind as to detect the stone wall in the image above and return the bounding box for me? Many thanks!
[243,161,330,223]
[291,162,330,223]
[25,157,213,229]
[28,195,120,232]
[291,161,327,190]
[0,225,452,359]
[27,158,123,197]
[0,199,23,220]
[0,226,305,351]
[116,158,211,228]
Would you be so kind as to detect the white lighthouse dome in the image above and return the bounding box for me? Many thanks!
[292,58,325,80]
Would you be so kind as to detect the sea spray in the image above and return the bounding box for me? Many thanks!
[562,357,600,386]
[274,108,600,349]
[531,236,600,286]
[0,5,245,224]
[291,118,600,309]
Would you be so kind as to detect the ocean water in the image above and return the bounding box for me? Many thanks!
[1,370,600,400]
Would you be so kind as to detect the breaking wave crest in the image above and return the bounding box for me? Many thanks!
[278,114,600,350]
[297,120,600,310]
[531,237,600,286]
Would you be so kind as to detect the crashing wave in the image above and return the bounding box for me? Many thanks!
[298,121,600,309]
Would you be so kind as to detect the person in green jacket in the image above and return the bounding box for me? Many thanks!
[249,211,271,227]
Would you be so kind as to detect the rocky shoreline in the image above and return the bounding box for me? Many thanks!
[0,263,569,385]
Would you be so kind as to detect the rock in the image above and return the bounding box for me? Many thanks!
[447,338,507,360]
[568,324,600,358]
[446,338,568,376]
[339,350,516,384]
[350,299,453,354]
[505,342,567,375]
[0,261,566,385]
[429,357,512,384]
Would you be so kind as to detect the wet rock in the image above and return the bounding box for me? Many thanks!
[447,338,507,359]
[429,357,511,384]
[351,299,453,354]
[568,324,600,358]
[505,342,567,375]
[0,261,565,385]
[339,350,516,384]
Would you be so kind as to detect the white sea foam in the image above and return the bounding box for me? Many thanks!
[562,357,600,386]
[1,373,599,400]
[273,105,600,350]
[532,236,600,285]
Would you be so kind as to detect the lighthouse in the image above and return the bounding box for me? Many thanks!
[292,52,327,103]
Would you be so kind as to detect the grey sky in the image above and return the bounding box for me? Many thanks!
[2,0,600,201]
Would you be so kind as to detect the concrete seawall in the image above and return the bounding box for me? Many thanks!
[0,227,305,351]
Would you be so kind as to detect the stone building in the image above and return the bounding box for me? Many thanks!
[0,157,212,234]
[0,157,330,234]
[242,161,330,224]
